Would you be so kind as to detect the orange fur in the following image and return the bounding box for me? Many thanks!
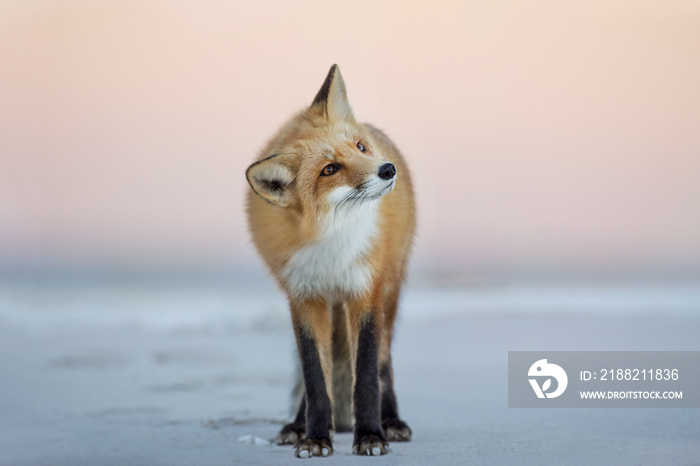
[246,65,415,455]
[246,78,415,302]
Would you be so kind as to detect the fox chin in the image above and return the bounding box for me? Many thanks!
[245,64,416,458]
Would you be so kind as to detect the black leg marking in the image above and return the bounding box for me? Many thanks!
[296,327,333,458]
[353,314,388,456]
[277,394,306,445]
[380,361,412,442]
[380,361,399,421]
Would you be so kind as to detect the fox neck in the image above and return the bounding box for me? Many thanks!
[282,199,381,300]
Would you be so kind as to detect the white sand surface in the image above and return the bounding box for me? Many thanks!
[1,276,699,465]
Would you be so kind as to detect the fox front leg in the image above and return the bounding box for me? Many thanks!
[349,311,388,456]
[291,300,334,458]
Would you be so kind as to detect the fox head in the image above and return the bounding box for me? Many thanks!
[246,65,397,218]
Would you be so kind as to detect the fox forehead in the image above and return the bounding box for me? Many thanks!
[286,136,378,170]
[297,136,365,160]
[274,116,368,154]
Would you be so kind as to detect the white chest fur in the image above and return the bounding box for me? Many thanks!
[281,201,380,299]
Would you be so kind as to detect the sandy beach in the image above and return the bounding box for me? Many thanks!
[1,275,699,465]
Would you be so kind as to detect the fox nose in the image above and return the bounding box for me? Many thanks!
[378,163,396,180]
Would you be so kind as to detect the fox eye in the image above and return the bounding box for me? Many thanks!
[356,142,365,152]
[320,163,340,176]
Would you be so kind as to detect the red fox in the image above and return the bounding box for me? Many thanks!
[246,65,416,458]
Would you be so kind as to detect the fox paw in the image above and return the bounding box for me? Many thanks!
[382,418,412,442]
[295,438,332,458]
[353,434,388,456]
[276,422,305,445]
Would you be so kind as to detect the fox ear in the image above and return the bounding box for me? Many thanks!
[246,154,296,208]
[310,64,354,121]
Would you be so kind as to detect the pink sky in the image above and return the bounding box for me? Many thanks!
[1,0,699,276]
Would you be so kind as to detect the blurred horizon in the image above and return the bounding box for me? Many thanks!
[2,0,699,283]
